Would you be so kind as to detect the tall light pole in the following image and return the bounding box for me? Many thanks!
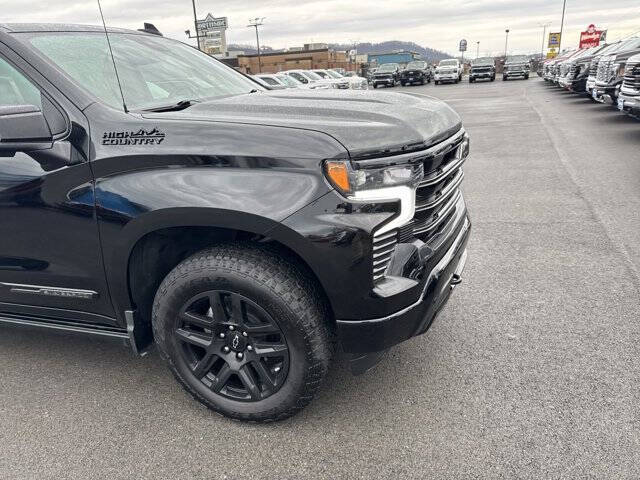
[558,0,567,52]
[476,41,480,59]
[248,17,265,73]
[538,22,551,60]
[504,29,510,58]
[191,0,201,51]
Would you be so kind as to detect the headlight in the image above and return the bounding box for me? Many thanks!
[612,63,624,78]
[324,161,424,197]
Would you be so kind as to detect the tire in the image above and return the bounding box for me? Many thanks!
[469,77,474,83]
[420,79,425,85]
[401,81,406,86]
[152,244,333,422]
[435,80,439,85]
[373,83,378,89]
[525,74,530,80]
[503,76,508,81]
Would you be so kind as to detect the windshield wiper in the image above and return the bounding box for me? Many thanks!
[143,99,201,113]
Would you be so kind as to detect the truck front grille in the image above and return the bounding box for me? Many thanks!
[372,229,399,282]
[622,61,640,94]
[368,129,468,283]
[569,63,579,78]
[597,56,613,83]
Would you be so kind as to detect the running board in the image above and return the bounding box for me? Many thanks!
[0,311,153,357]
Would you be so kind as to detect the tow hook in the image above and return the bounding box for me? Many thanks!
[450,274,463,286]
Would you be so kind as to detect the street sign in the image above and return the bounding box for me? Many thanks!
[459,39,468,52]
[548,32,561,48]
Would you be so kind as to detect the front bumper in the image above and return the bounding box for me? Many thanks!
[593,82,619,102]
[470,71,493,79]
[401,73,425,83]
[618,92,640,117]
[374,77,395,86]
[336,212,471,355]
[504,70,528,78]
[435,73,458,81]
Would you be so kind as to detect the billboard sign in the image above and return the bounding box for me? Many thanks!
[548,32,561,48]
[459,39,468,52]
[196,13,228,55]
[579,25,605,49]
[196,15,228,32]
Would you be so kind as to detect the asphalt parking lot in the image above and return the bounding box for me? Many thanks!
[2,78,639,479]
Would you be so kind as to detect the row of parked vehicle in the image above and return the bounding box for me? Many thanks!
[541,36,640,118]
[252,69,370,90]
[252,56,534,93]
[371,56,531,88]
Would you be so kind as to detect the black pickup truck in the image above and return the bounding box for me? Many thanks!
[372,63,401,88]
[0,23,470,422]
[400,60,432,86]
[469,57,496,83]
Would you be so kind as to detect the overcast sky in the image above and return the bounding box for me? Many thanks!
[4,1,640,56]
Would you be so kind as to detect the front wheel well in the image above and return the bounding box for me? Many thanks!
[127,226,334,336]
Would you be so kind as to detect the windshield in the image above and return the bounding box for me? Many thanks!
[276,74,301,87]
[24,32,262,111]
[257,76,281,86]
[377,64,398,72]
[325,70,343,79]
[472,57,494,66]
[618,37,640,52]
[301,71,323,81]
[439,60,458,66]
[597,43,621,55]
[406,61,427,69]
[506,55,528,63]
[313,70,330,79]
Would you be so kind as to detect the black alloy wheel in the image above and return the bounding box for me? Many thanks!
[152,244,333,422]
[175,290,289,402]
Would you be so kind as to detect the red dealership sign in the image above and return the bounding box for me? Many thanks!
[579,24,605,49]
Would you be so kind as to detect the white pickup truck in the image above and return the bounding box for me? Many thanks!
[434,59,462,84]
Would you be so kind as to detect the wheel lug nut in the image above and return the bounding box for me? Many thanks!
[219,333,226,339]
[222,346,230,353]
[228,325,235,331]
[236,352,244,359]
[242,331,248,337]
[247,345,253,351]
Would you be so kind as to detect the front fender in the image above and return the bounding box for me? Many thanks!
[95,167,332,321]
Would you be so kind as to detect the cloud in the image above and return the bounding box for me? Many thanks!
[4,0,640,55]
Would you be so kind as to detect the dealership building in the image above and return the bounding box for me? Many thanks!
[367,51,422,66]
[237,47,356,74]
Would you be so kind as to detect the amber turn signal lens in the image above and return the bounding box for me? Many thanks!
[324,161,351,194]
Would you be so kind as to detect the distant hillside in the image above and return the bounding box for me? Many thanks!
[227,40,450,62]
[331,41,450,62]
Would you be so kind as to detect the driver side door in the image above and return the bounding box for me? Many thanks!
[0,48,116,325]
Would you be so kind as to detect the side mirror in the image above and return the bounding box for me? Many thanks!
[0,105,53,155]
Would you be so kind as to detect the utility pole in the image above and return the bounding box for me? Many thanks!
[538,22,551,60]
[504,29,510,58]
[248,17,265,73]
[476,41,480,59]
[558,0,567,52]
[191,0,201,51]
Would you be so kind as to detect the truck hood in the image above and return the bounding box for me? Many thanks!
[150,89,462,157]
